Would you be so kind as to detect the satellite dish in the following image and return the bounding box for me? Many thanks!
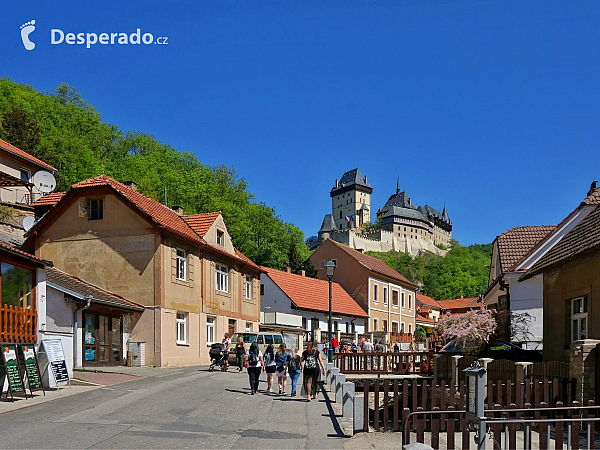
[22,216,35,232]
[33,171,56,193]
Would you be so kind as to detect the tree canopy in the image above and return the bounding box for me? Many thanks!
[0,78,309,268]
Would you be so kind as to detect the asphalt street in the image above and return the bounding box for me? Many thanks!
[0,367,351,449]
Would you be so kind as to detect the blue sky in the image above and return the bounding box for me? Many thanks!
[2,1,600,246]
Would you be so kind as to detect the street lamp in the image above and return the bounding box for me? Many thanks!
[325,260,337,363]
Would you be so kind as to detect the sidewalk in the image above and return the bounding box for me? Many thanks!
[0,385,99,415]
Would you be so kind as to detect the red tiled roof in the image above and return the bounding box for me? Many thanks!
[30,192,66,206]
[67,175,203,245]
[416,293,443,309]
[416,313,435,324]
[46,267,144,311]
[325,239,416,287]
[496,225,556,273]
[522,204,600,280]
[581,187,600,206]
[234,249,262,272]
[436,297,480,311]
[182,212,221,238]
[0,240,52,266]
[264,268,368,318]
[0,138,57,172]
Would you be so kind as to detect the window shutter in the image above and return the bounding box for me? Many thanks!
[78,198,87,217]
[188,253,194,287]
[171,247,177,283]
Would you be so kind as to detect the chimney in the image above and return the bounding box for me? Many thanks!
[286,267,291,273]
[587,181,598,197]
[364,175,367,183]
[335,179,339,188]
[299,270,305,277]
[123,181,137,191]
[171,205,184,215]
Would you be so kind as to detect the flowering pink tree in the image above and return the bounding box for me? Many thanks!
[437,307,497,355]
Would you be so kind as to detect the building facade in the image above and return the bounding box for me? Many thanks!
[24,175,262,367]
[310,238,417,336]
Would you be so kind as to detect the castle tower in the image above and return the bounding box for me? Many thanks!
[330,168,373,230]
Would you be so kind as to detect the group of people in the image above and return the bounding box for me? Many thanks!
[328,337,412,353]
[231,337,326,402]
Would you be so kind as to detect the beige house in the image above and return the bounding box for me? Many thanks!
[23,175,262,367]
[310,238,417,338]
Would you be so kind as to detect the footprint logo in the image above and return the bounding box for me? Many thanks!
[20,20,36,50]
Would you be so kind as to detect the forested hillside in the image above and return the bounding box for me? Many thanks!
[367,241,492,301]
[0,78,308,268]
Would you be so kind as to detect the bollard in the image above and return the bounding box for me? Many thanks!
[328,367,340,390]
[334,374,346,403]
[353,393,364,433]
[326,362,334,379]
[342,382,354,417]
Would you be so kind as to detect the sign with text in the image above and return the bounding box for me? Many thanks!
[2,344,25,396]
[20,344,44,392]
[39,339,70,386]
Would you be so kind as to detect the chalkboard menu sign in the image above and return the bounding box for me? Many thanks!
[39,339,71,388]
[2,344,26,397]
[20,344,44,393]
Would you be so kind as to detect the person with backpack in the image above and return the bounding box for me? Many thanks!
[300,341,326,402]
[287,348,301,397]
[274,343,290,395]
[245,342,264,395]
[351,340,358,353]
[263,344,277,393]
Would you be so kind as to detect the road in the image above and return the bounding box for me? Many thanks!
[0,367,350,449]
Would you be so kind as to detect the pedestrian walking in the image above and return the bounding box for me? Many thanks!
[275,343,290,395]
[393,342,400,352]
[351,340,358,353]
[300,341,326,402]
[245,342,264,395]
[263,343,277,393]
[235,337,246,373]
[222,333,231,370]
[287,348,301,397]
[363,338,373,353]
[332,336,339,353]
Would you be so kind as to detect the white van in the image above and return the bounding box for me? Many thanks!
[228,332,284,362]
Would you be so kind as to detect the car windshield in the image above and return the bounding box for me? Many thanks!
[231,333,257,343]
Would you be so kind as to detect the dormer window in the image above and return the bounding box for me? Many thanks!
[216,230,224,246]
[20,169,30,182]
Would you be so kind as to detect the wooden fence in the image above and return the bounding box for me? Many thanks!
[0,304,37,343]
[338,352,432,375]
[361,377,577,432]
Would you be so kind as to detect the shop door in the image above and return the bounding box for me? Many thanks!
[83,312,97,366]
[82,313,123,366]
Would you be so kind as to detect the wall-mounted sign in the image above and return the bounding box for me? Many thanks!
[20,344,44,394]
[0,343,26,400]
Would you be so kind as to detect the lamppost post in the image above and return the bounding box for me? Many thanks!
[325,260,337,363]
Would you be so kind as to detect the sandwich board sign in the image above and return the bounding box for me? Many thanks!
[0,343,27,401]
[38,339,71,389]
[19,344,44,395]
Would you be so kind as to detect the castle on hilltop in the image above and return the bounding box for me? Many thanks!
[317,168,452,257]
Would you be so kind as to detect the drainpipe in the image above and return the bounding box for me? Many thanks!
[499,278,511,340]
[73,295,92,369]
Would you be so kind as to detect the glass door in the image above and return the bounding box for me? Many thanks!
[98,315,110,364]
[83,313,97,366]
[111,317,122,365]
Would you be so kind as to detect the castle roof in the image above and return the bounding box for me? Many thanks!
[319,214,338,233]
[379,205,430,223]
[376,185,451,227]
[331,168,372,194]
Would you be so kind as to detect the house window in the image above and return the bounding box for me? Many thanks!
[20,169,29,182]
[401,322,405,333]
[401,292,405,308]
[392,322,398,333]
[207,316,215,344]
[260,284,265,295]
[216,264,229,292]
[245,276,252,299]
[373,285,378,303]
[571,297,588,342]
[176,249,186,281]
[216,230,224,246]
[1,263,33,308]
[88,199,103,220]
[373,318,379,331]
[408,323,412,334]
[246,322,252,332]
[408,294,412,310]
[383,287,388,305]
[176,312,187,344]
[392,290,399,307]
[383,320,388,332]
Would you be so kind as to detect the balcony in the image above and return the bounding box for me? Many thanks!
[0,304,37,343]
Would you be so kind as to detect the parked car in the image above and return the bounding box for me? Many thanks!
[440,339,543,362]
[228,332,284,363]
